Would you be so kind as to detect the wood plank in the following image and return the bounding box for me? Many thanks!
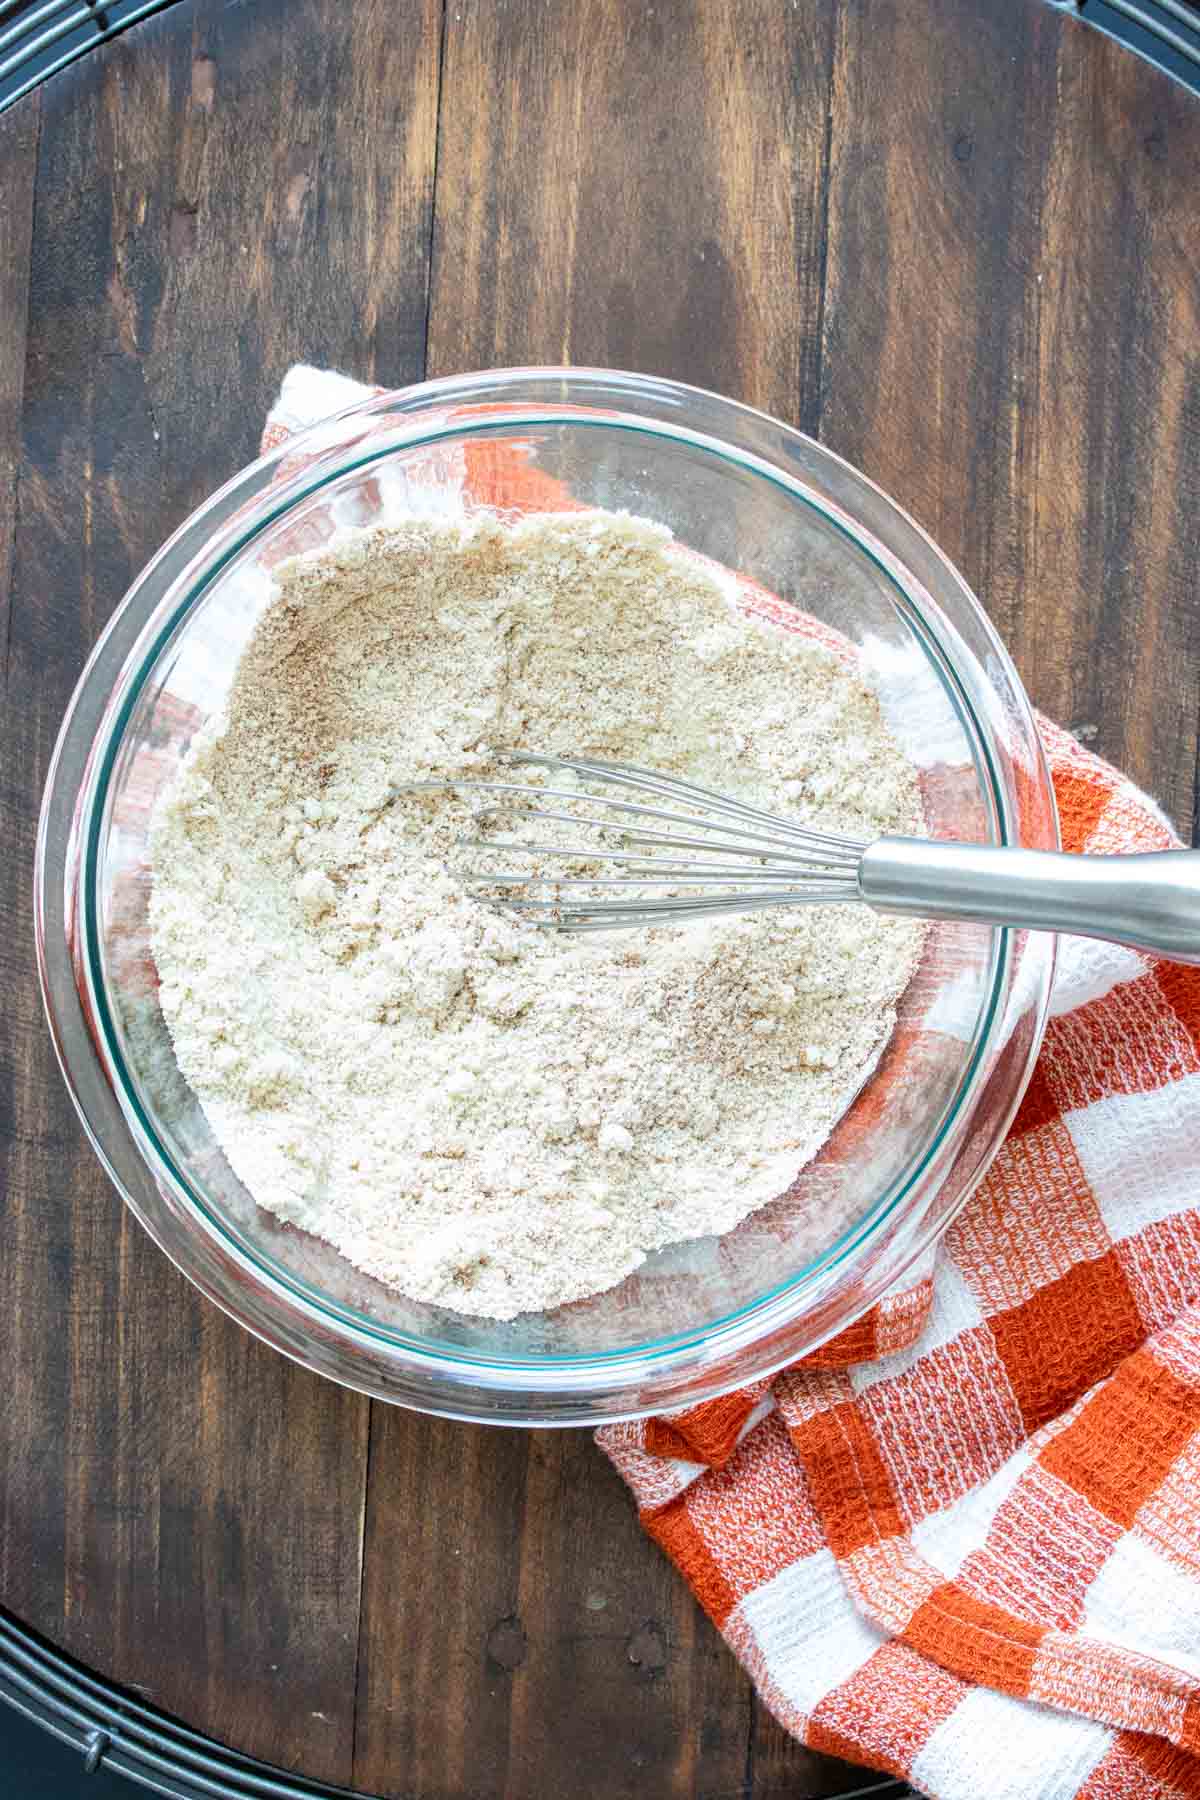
[424,0,836,418]
[0,70,49,1733]
[0,0,440,1782]
[818,0,1200,835]
[0,97,37,674]
[354,1410,761,1800]
[355,3,845,1797]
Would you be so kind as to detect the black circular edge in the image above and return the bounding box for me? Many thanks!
[0,1605,365,1799]
[0,1602,914,1799]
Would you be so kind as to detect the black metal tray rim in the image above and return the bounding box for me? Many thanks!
[0,1607,363,1800]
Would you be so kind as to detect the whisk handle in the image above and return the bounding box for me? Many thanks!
[859,840,1200,964]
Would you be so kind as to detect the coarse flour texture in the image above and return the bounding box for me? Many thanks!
[150,512,924,1319]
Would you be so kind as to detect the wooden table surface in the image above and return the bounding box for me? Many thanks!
[2,2,1198,1795]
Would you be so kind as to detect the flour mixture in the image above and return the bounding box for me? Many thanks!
[149,511,924,1319]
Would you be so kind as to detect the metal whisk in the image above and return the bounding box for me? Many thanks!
[399,752,1200,962]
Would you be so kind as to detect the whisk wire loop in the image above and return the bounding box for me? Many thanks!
[393,752,866,931]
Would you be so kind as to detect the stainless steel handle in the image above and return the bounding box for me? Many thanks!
[859,839,1200,964]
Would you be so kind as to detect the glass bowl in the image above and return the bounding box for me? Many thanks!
[35,368,1057,1425]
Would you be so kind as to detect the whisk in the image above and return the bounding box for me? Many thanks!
[399,752,1200,962]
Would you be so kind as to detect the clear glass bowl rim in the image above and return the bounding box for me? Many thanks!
[37,366,1057,1424]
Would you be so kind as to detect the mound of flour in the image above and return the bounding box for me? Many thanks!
[149,511,923,1319]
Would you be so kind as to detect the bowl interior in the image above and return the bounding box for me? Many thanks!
[87,416,1001,1363]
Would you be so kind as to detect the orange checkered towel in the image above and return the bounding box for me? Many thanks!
[598,711,1200,1800]
[268,370,1200,1800]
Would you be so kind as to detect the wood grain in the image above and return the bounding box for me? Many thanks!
[0,98,37,673]
[425,0,837,420]
[0,0,440,1783]
[0,1,1198,1797]
[818,0,1200,835]
[354,1412,770,1800]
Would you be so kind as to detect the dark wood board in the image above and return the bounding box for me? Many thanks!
[0,0,439,1785]
[818,0,1200,832]
[0,2,1198,1798]
[0,98,37,668]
